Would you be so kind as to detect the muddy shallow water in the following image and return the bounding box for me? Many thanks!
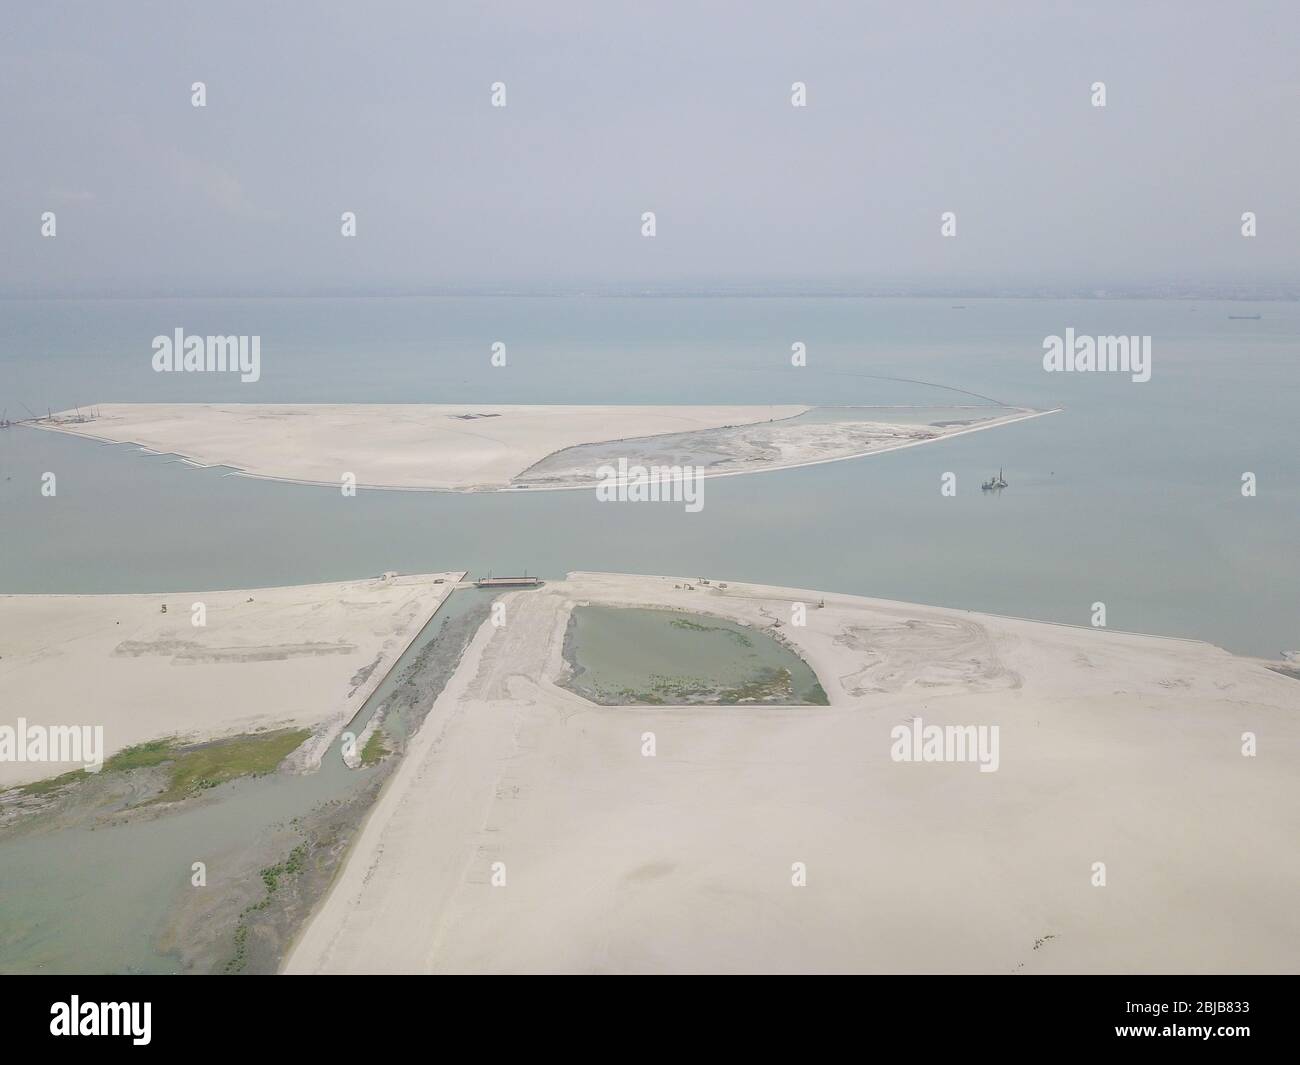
[0,588,499,974]
[560,605,828,706]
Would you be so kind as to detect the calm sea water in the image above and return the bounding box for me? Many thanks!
[1,295,1297,657]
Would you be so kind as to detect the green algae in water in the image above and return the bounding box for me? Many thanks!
[563,606,828,706]
[360,729,390,766]
[14,731,309,804]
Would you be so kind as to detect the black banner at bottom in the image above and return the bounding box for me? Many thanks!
[1,975,1292,1053]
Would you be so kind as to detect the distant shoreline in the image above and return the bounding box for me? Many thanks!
[3,290,1299,303]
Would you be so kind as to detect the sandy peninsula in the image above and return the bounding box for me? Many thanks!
[286,572,1300,974]
[33,403,1055,492]
[37,404,805,491]
[0,573,460,787]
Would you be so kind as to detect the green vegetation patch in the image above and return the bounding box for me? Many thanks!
[105,738,177,772]
[152,728,310,805]
[226,840,312,973]
[13,730,309,804]
[16,768,90,797]
[15,738,179,797]
[360,729,390,766]
[259,842,309,896]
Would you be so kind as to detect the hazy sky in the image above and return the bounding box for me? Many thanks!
[4,1,1298,295]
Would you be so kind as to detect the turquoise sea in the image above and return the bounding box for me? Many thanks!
[3,295,1296,656]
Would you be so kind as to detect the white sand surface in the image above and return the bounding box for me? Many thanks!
[36,404,808,491]
[0,573,461,786]
[286,572,1300,974]
[34,403,1056,491]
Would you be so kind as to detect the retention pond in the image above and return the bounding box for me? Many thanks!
[561,605,828,706]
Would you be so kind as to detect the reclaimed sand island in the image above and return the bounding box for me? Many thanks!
[0,573,461,787]
[286,571,1300,975]
[34,403,1055,492]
